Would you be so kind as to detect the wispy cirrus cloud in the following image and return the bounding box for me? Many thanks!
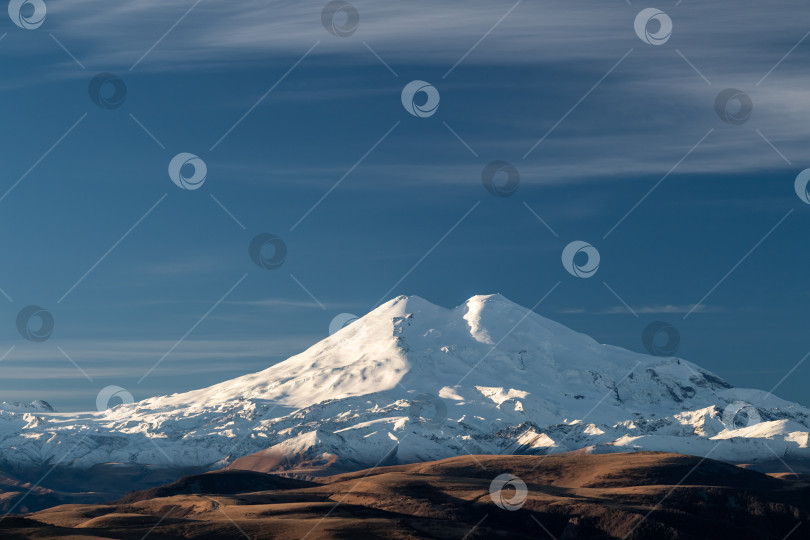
[16,0,810,75]
[6,0,807,184]
[228,297,365,310]
[559,304,726,315]
[6,337,320,363]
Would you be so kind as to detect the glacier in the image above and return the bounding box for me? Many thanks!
[1,294,808,473]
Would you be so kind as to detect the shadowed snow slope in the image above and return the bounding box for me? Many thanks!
[2,294,808,471]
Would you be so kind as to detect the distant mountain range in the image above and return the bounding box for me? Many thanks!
[2,294,809,490]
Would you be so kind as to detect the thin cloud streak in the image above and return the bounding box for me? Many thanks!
[559,304,725,315]
[16,0,810,77]
[5,337,322,362]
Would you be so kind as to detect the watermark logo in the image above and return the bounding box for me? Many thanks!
[794,169,810,204]
[168,153,207,190]
[8,0,46,30]
[88,73,127,110]
[489,473,528,511]
[642,321,680,356]
[249,233,287,270]
[721,401,761,430]
[561,241,600,278]
[408,393,447,428]
[321,0,359,37]
[401,80,440,118]
[96,385,134,411]
[715,88,753,125]
[634,8,672,46]
[329,312,360,335]
[16,305,54,342]
[482,160,520,197]
[329,313,368,347]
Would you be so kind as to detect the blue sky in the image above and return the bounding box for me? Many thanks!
[1,0,809,410]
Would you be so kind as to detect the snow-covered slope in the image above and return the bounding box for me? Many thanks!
[2,294,808,470]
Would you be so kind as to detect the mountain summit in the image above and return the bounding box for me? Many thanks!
[2,294,808,474]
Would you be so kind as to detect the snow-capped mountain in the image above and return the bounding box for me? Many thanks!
[2,294,808,472]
